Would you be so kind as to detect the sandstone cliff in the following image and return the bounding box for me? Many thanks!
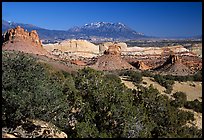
[2,26,51,56]
[43,39,99,58]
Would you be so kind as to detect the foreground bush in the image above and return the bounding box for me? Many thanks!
[2,51,202,138]
[123,70,143,84]
[153,74,174,94]
[184,99,202,113]
[170,92,187,108]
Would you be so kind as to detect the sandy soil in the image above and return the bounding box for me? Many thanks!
[120,76,202,130]
[141,77,174,99]
[120,76,137,90]
[180,107,202,130]
[172,81,202,102]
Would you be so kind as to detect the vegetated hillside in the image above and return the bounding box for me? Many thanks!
[2,50,202,138]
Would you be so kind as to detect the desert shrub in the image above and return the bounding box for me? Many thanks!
[163,72,202,82]
[184,99,202,113]
[177,110,194,125]
[153,74,174,94]
[2,51,202,138]
[141,70,153,77]
[124,70,142,84]
[142,81,147,85]
[170,92,187,108]
[2,51,69,129]
[193,70,202,81]
[71,68,137,138]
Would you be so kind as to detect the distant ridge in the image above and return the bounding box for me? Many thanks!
[2,20,201,42]
[2,20,147,42]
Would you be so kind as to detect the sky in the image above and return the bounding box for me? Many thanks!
[2,2,202,37]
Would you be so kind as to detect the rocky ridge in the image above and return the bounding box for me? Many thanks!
[2,26,51,56]
[154,54,193,76]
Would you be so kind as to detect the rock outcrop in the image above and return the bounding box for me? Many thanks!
[99,42,127,53]
[121,45,189,56]
[104,44,121,55]
[3,26,41,47]
[91,45,134,71]
[2,119,67,138]
[43,39,99,58]
[130,60,150,70]
[2,26,51,56]
[154,54,193,76]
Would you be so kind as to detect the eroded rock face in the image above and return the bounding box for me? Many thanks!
[167,54,181,64]
[44,39,99,53]
[104,45,121,55]
[3,26,42,47]
[99,42,127,53]
[2,26,51,56]
[91,45,134,71]
[130,61,150,70]
[154,54,193,76]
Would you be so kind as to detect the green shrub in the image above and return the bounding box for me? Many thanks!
[153,74,174,94]
[141,70,153,77]
[170,92,187,108]
[193,70,202,81]
[2,51,202,138]
[124,70,143,84]
[2,51,69,129]
[184,99,202,113]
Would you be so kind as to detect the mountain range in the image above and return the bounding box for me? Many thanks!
[2,20,201,42]
[2,20,148,42]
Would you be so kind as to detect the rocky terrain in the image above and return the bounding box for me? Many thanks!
[2,26,202,75]
[2,26,202,138]
[154,54,193,76]
[2,26,52,57]
[43,39,99,59]
[2,119,67,138]
[188,43,202,58]
[91,44,134,71]
[122,45,202,74]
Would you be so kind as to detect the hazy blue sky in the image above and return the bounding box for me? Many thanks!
[2,2,202,37]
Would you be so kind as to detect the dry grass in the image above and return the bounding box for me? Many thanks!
[172,81,202,102]
[180,107,202,129]
[141,77,173,99]
[120,76,137,90]
[120,76,202,130]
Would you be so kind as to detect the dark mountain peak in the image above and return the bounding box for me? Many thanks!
[2,20,147,41]
[67,21,145,40]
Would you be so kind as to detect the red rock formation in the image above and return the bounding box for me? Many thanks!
[2,26,51,57]
[3,26,42,47]
[154,54,193,76]
[104,45,121,55]
[91,45,134,71]
[131,61,150,70]
[71,60,86,66]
